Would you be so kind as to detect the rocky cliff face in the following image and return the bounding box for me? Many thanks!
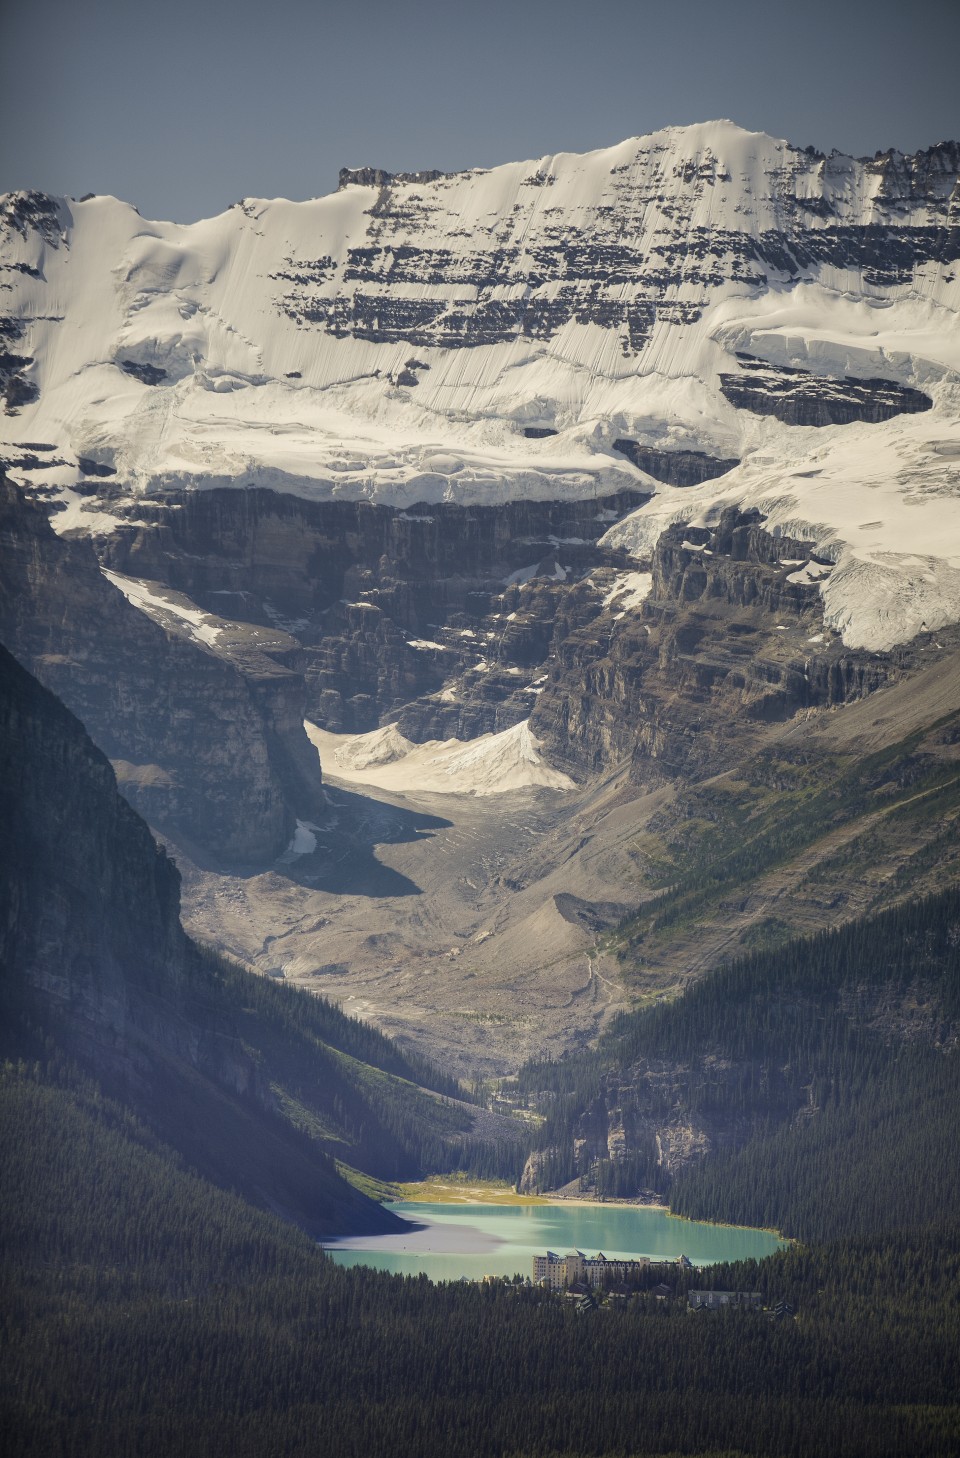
[719,355,933,426]
[611,442,741,486]
[518,950,960,1199]
[96,483,648,737]
[88,482,919,785]
[0,641,225,1083]
[530,508,906,783]
[0,479,323,862]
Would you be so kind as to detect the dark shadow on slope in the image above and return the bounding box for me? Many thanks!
[163,783,452,895]
[274,782,453,898]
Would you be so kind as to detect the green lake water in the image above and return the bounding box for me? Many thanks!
[325,1202,785,1282]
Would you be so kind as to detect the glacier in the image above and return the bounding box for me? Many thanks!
[1,119,959,651]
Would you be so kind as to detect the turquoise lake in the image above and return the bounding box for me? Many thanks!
[325,1202,785,1282]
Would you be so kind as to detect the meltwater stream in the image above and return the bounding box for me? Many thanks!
[325,1202,785,1282]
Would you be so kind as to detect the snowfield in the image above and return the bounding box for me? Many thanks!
[600,402,960,650]
[2,120,959,650]
[306,721,576,796]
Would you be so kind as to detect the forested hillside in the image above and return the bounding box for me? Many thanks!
[520,887,960,1240]
[610,703,960,995]
[4,579,960,1456]
[3,1056,959,1458]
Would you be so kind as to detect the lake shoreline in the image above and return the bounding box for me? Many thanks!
[389,1179,786,1240]
[325,1198,786,1280]
[393,1177,669,1212]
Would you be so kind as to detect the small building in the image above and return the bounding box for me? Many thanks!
[651,1283,673,1300]
[688,1289,763,1311]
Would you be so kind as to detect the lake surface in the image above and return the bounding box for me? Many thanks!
[325,1202,785,1282]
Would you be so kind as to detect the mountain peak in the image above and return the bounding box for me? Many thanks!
[2,123,959,652]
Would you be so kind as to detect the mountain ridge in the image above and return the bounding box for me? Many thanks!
[3,120,959,651]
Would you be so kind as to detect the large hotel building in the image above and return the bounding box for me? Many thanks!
[532,1251,661,1288]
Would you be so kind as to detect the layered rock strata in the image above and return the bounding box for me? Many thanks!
[530,508,912,783]
[611,441,741,486]
[96,484,649,736]
[88,485,918,787]
[719,356,933,427]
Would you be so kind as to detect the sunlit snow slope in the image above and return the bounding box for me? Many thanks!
[2,121,959,647]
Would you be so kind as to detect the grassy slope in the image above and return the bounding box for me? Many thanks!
[610,698,960,991]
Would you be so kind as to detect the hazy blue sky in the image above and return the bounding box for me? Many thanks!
[2,0,958,222]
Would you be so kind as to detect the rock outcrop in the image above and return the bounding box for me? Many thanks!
[612,441,740,485]
[0,480,323,862]
[338,165,452,191]
[530,508,909,783]
[719,355,933,427]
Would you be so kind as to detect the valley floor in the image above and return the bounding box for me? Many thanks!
[174,755,638,1077]
[172,639,960,1081]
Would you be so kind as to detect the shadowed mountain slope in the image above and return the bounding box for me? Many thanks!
[0,643,520,1230]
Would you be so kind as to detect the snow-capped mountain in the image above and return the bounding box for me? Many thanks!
[2,120,959,649]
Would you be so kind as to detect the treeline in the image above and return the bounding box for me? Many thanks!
[518,885,960,1240]
[3,1060,960,1458]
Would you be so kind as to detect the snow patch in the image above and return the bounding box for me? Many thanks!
[306,719,575,796]
[786,560,833,585]
[102,570,225,646]
[602,400,960,651]
[326,723,414,770]
[504,564,539,586]
[288,821,317,855]
[601,571,653,612]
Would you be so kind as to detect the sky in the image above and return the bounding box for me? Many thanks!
[2,0,958,223]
